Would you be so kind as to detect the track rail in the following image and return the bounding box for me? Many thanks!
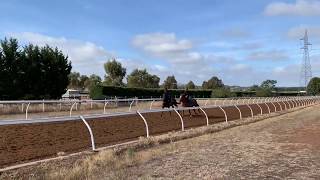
[0,97,319,169]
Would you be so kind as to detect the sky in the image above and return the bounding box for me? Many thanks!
[1,0,320,87]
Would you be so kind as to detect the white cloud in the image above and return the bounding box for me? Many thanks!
[264,0,320,16]
[132,33,193,57]
[247,50,289,61]
[132,32,223,84]
[9,32,112,76]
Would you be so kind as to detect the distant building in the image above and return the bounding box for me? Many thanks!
[62,89,90,100]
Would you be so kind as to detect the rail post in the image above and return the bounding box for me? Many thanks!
[270,102,277,112]
[293,99,298,108]
[129,99,135,112]
[276,101,282,111]
[59,101,62,111]
[234,105,242,119]
[265,103,271,114]
[256,103,263,115]
[137,111,150,137]
[199,107,209,126]
[103,101,109,114]
[247,104,254,118]
[21,103,24,113]
[283,101,287,110]
[174,108,184,131]
[80,116,96,151]
[42,99,45,112]
[205,99,209,106]
[25,102,31,120]
[150,100,155,109]
[70,102,77,117]
[218,106,228,123]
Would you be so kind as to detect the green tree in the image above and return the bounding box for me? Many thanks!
[68,72,81,89]
[104,58,126,86]
[307,77,320,95]
[163,75,178,89]
[86,74,102,91]
[186,81,196,89]
[249,84,260,91]
[127,69,160,88]
[0,38,72,100]
[79,75,89,89]
[260,79,277,90]
[0,38,22,99]
[202,76,224,89]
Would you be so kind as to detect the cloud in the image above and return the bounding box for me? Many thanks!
[132,33,193,57]
[132,32,237,84]
[264,0,320,16]
[247,50,289,61]
[9,32,112,76]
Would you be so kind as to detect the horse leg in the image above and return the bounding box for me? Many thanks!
[189,109,192,117]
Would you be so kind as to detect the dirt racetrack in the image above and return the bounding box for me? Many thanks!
[0,100,311,168]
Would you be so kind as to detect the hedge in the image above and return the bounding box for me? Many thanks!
[91,85,212,99]
[90,85,305,99]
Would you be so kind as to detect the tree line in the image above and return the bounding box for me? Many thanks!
[0,38,71,100]
[70,58,226,91]
[2,37,320,100]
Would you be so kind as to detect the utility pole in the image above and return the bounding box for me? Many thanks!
[300,29,312,90]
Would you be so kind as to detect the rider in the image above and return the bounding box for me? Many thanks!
[162,87,172,108]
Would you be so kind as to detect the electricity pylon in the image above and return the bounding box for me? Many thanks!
[300,29,312,89]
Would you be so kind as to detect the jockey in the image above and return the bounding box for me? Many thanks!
[163,88,172,104]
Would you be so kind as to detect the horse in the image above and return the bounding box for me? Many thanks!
[179,93,200,116]
[161,96,179,117]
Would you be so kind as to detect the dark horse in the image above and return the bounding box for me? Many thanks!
[179,93,200,116]
[161,90,179,117]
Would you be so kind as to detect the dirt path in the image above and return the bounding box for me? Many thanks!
[126,105,320,179]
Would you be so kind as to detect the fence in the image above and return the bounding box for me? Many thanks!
[0,96,317,120]
[0,96,319,168]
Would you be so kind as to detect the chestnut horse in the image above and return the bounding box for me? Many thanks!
[179,93,200,116]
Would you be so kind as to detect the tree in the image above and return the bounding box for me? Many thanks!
[86,74,102,91]
[260,80,277,90]
[127,69,160,88]
[202,76,224,89]
[104,58,126,86]
[186,81,196,89]
[0,38,22,99]
[68,72,81,89]
[0,38,72,99]
[163,75,178,89]
[249,84,260,91]
[307,77,320,95]
[79,75,89,89]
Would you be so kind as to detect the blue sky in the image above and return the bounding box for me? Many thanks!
[1,0,320,86]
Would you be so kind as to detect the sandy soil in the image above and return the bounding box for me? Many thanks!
[124,105,320,179]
